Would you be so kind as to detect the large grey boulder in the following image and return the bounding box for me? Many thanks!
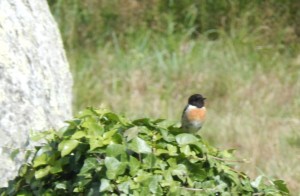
[0,0,73,186]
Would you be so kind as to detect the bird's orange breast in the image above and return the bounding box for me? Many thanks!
[186,107,206,122]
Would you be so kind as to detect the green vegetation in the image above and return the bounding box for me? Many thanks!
[47,0,300,194]
[0,108,290,195]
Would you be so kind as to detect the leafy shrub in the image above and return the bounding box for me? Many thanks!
[0,108,289,195]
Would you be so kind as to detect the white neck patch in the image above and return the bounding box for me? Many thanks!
[187,104,205,110]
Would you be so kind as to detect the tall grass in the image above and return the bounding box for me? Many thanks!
[48,0,300,194]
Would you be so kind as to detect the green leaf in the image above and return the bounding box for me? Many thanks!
[55,181,67,190]
[79,157,99,176]
[148,175,163,194]
[251,175,264,189]
[83,119,104,136]
[176,133,199,146]
[117,181,130,194]
[24,150,33,162]
[33,148,52,168]
[129,137,151,154]
[142,154,157,169]
[103,112,120,122]
[132,118,152,126]
[30,130,56,142]
[273,180,290,194]
[89,137,105,150]
[10,149,20,160]
[106,144,126,157]
[71,131,86,139]
[35,166,51,179]
[50,161,63,174]
[99,179,112,192]
[104,157,127,179]
[1,108,290,195]
[129,156,141,176]
[152,119,165,124]
[167,144,178,156]
[58,140,79,157]
[180,145,196,157]
[18,165,28,177]
[123,127,140,141]
[154,148,169,156]
[171,164,187,181]
[103,129,117,139]
[133,170,152,183]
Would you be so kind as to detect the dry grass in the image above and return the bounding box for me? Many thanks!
[48,1,300,194]
[66,35,300,194]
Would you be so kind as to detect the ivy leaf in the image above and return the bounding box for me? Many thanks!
[103,129,117,139]
[176,133,199,146]
[132,118,152,126]
[148,175,163,194]
[129,156,141,176]
[106,144,126,157]
[1,108,290,195]
[129,137,151,154]
[103,112,121,123]
[273,180,290,194]
[58,140,79,157]
[133,170,152,183]
[89,137,105,150]
[35,166,51,179]
[123,127,140,141]
[50,160,63,174]
[143,154,157,169]
[79,158,99,176]
[10,149,20,160]
[117,181,130,194]
[166,144,177,156]
[71,131,86,139]
[33,147,53,168]
[171,164,187,182]
[104,157,127,179]
[251,175,264,189]
[99,179,112,192]
[55,181,67,190]
[18,165,28,177]
[82,118,104,136]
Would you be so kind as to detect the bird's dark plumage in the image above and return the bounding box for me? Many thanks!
[181,94,206,134]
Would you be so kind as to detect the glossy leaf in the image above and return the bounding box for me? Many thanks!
[35,166,51,179]
[99,179,112,192]
[273,180,290,194]
[105,157,127,179]
[58,140,79,157]
[175,133,199,146]
[79,157,99,176]
[129,137,151,154]
[0,108,289,195]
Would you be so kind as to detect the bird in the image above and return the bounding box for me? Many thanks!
[181,94,206,134]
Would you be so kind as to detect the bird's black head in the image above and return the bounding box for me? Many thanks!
[188,94,206,108]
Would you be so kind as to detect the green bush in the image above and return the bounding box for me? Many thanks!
[0,108,289,195]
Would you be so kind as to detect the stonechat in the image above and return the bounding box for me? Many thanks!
[181,94,206,134]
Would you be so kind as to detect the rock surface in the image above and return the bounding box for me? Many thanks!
[0,0,72,186]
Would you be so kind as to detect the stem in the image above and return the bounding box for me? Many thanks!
[209,155,246,163]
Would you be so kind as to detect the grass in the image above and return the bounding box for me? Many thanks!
[48,0,300,194]
[68,32,300,194]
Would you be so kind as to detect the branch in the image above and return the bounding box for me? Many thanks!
[179,187,204,191]
[209,155,247,163]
